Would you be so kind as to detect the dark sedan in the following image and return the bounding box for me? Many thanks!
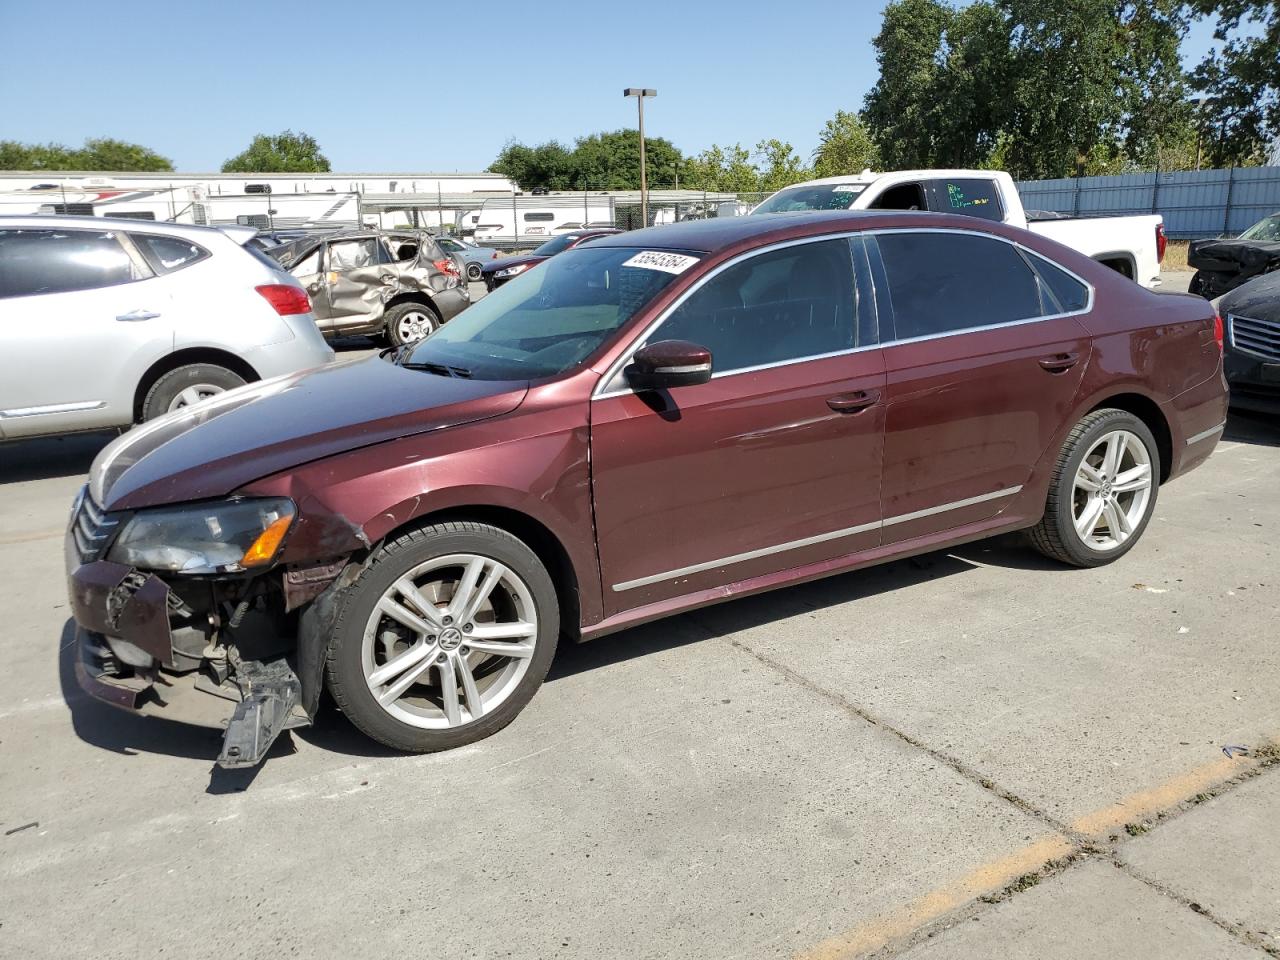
[1188,212,1280,299]
[481,228,621,290]
[65,211,1226,768]
[1219,269,1280,414]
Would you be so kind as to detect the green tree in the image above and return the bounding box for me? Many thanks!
[568,129,683,190]
[221,130,330,173]
[0,137,172,171]
[754,139,809,192]
[680,144,760,192]
[1189,0,1280,166]
[488,140,575,190]
[812,111,879,177]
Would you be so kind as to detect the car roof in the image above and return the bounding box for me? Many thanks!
[0,214,242,242]
[581,211,934,254]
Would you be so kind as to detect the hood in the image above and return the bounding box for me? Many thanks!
[483,254,547,274]
[1188,238,1280,273]
[1219,268,1280,321]
[91,357,528,511]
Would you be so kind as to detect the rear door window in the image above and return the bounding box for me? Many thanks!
[654,238,858,374]
[0,228,148,299]
[874,231,1043,341]
[930,178,1004,222]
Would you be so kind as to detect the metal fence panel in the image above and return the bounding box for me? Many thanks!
[1016,166,1280,239]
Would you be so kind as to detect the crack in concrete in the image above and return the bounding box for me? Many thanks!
[688,612,1280,958]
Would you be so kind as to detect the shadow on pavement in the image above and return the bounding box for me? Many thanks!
[0,431,116,484]
[1225,410,1280,447]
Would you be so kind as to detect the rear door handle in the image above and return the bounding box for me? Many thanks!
[1038,352,1080,373]
[116,309,161,322]
[827,389,881,413]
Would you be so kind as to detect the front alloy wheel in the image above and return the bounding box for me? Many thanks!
[326,521,559,752]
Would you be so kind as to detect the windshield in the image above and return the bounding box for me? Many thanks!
[752,183,867,214]
[1238,214,1280,242]
[404,246,695,380]
[531,233,583,256]
[747,183,870,215]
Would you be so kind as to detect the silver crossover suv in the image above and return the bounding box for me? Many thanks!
[0,216,334,440]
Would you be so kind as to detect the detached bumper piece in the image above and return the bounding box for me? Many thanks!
[217,658,306,769]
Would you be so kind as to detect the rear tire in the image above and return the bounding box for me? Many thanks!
[325,521,559,753]
[466,262,482,282]
[1028,409,1160,568]
[385,301,440,347]
[141,363,245,421]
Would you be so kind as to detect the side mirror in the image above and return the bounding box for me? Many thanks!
[626,340,713,392]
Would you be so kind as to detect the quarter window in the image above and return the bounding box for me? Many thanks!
[875,232,1043,341]
[1027,253,1089,313]
[289,248,321,278]
[0,228,147,299]
[654,238,857,375]
[132,234,208,273]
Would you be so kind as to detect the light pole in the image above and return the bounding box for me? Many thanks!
[623,87,656,226]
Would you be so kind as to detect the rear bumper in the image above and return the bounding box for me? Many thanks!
[433,287,470,322]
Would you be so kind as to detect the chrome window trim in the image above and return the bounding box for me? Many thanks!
[1185,422,1226,446]
[610,485,1024,592]
[591,227,1095,401]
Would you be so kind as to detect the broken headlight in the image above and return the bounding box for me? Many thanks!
[107,498,295,575]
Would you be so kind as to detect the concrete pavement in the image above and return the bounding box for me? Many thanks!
[0,407,1277,957]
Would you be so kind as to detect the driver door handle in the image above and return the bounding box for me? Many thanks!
[116,309,160,322]
[827,389,881,413]
[1038,352,1080,373]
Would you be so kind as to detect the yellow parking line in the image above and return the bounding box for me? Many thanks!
[1071,753,1259,839]
[799,834,1074,960]
[796,746,1270,960]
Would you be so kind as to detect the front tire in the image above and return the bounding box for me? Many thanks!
[1028,409,1160,567]
[325,521,559,753]
[141,363,245,421]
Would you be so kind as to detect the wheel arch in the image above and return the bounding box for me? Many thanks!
[133,348,260,422]
[1093,252,1136,280]
[1085,391,1173,482]
[374,504,583,641]
[385,292,440,315]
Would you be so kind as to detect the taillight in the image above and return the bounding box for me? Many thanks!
[1213,313,1224,352]
[1155,223,1167,264]
[255,284,311,316]
[433,258,460,279]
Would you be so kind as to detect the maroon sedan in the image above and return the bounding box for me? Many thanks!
[481,228,621,290]
[66,211,1227,766]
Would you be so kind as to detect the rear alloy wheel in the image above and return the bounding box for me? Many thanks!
[466,262,483,282]
[141,363,246,421]
[326,522,559,752]
[385,302,439,347]
[1028,409,1160,567]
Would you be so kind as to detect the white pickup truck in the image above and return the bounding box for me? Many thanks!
[752,169,1167,288]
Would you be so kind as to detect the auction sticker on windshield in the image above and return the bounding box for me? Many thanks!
[622,251,700,274]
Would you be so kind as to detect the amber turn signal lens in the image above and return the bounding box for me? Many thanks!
[240,515,294,568]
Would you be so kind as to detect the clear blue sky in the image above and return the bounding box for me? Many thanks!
[0,0,1234,173]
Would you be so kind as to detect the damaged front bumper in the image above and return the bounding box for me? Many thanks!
[64,495,326,769]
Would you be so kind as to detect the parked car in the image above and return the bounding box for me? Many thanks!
[1188,212,1280,299]
[481,228,622,290]
[433,234,496,282]
[65,211,1226,767]
[0,215,334,440]
[272,229,468,345]
[1217,268,1280,414]
[753,169,1167,288]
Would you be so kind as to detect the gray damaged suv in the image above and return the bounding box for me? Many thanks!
[0,216,334,441]
[273,229,470,346]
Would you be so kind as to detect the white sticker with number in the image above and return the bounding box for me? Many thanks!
[622,251,700,274]
[832,184,863,193]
